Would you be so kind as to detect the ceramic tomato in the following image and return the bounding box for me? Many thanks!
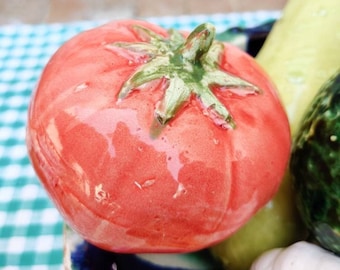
[26,20,291,253]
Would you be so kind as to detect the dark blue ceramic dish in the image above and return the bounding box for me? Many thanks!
[71,241,224,270]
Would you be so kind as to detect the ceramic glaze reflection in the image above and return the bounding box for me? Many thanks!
[66,106,185,187]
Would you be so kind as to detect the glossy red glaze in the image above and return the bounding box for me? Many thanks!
[26,20,291,253]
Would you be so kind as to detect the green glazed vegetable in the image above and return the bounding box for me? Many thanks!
[290,70,340,255]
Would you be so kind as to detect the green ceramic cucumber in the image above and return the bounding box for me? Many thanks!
[290,70,340,255]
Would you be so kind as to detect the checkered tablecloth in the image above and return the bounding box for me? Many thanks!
[0,11,280,269]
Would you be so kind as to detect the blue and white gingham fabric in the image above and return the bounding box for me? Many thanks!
[0,11,280,269]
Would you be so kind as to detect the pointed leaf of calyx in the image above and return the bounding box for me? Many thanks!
[155,75,191,125]
[118,57,170,100]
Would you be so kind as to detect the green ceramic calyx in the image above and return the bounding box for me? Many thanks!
[112,23,260,129]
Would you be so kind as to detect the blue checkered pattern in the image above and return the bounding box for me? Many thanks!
[0,11,280,269]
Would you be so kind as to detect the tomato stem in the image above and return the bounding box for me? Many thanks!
[180,23,215,63]
[112,23,260,129]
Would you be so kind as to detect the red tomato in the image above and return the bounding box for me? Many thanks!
[26,20,290,253]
